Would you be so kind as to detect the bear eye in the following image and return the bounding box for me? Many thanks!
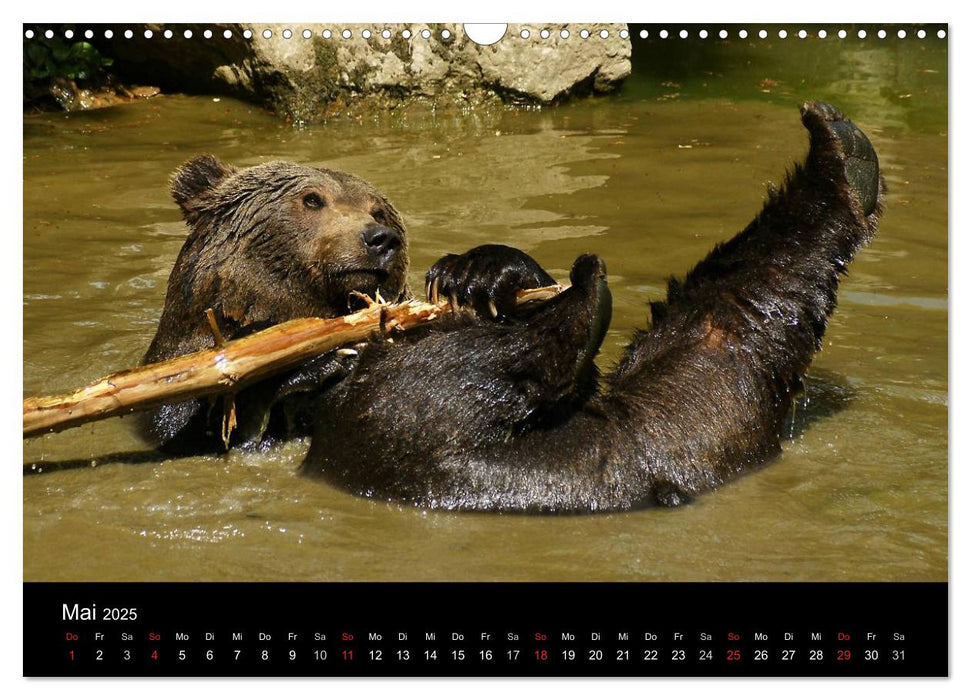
[371,208,388,225]
[303,193,325,210]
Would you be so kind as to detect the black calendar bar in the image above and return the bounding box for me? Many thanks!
[24,582,947,677]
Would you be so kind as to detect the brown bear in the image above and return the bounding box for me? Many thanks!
[140,156,409,452]
[144,102,882,513]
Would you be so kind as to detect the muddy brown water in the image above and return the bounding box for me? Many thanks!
[23,37,947,582]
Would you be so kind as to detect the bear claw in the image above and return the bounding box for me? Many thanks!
[424,244,557,320]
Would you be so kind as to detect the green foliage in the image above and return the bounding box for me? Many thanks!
[24,36,113,84]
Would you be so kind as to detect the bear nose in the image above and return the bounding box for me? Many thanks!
[361,224,402,263]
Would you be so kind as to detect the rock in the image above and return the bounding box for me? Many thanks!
[473,26,631,102]
[96,23,631,122]
[45,76,161,111]
[129,86,162,99]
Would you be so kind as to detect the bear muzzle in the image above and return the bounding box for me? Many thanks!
[360,223,403,268]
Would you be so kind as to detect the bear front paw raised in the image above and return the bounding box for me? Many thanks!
[425,244,557,320]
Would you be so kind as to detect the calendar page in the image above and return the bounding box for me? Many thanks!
[22,21,948,677]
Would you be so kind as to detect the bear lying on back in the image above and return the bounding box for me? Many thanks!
[301,102,883,511]
[142,102,881,512]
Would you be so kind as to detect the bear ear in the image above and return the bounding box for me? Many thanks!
[170,155,236,218]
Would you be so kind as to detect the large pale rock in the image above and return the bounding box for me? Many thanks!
[99,23,631,122]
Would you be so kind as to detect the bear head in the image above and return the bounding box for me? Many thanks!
[146,155,410,362]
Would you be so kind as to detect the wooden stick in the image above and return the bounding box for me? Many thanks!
[23,284,566,438]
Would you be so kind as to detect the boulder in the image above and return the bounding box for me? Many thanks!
[98,23,631,122]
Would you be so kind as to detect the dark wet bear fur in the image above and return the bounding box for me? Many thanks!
[140,156,409,452]
[301,102,884,512]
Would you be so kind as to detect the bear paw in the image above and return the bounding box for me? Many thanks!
[801,101,880,216]
[425,244,557,320]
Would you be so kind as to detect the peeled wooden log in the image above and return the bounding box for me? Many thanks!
[23,284,565,439]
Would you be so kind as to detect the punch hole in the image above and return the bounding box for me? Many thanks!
[917,29,926,38]
[738,30,747,38]
[600,29,609,39]
[938,29,946,38]
[798,29,807,39]
[124,29,133,39]
[64,29,74,39]
[857,29,867,39]
[164,29,173,39]
[362,29,371,39]
[758,29,767,39]
[223,30,232,39]
[897,29,906,39]
[619,29,629,39]
[24,29,33,39]
[659,30,668,39]
[441,29,451,39]
[463,24,507,45]
[104,29,113,39]
[421,29,431,39]
[520,29,530,39]
[639,30,648,39]
[382,29,391,39]
[778,30,787,39]
[719,30,727,39]
[679,29,688,39]
[45,29,54,39]
[263,29,272,39]
[322,29,332,39]
[302,29,312,39]
[283,29,293,39]
[541,29,551,39]
[184,29,193,39]
[818,29,827,38]
[144,29,153,39]
[401,29,412,39]
[698,30,708,39]
[243,29,253,39]
[838,29,847,39]
[580,29,590,39]
[560,29,570,39]
[877,29,886,39]
[342,29,352,39]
